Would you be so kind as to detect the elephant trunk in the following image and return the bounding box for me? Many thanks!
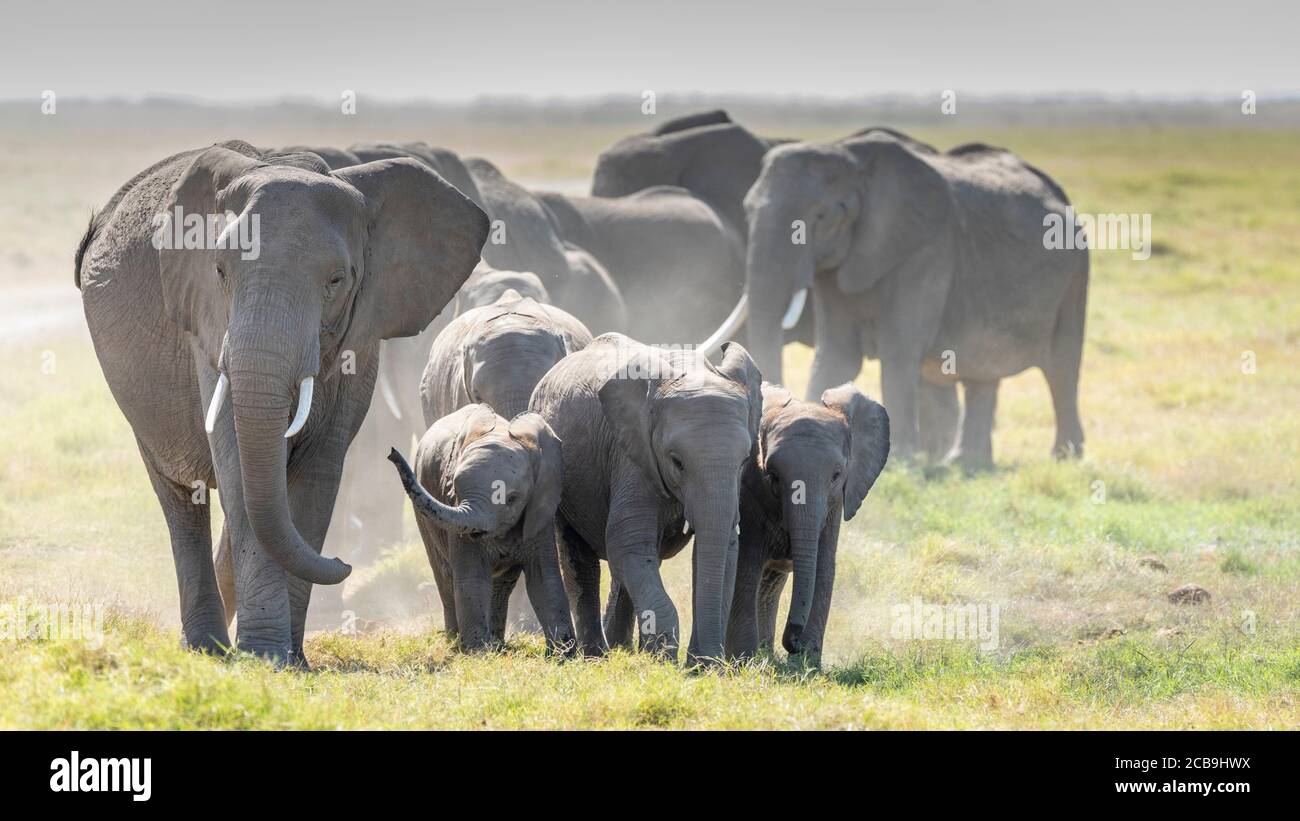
[226,299,350,586]
[387,449,496,536]
[781,502,826,656]
[747,224,813,387]
[685,468,741,661]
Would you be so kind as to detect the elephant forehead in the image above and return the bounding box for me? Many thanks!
[764,412,848,457]
[459,438,528,473]
[655,386,748,424]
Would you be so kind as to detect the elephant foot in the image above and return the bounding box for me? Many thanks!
[1052,440,1084,460]
[235,638,295,666]
[951,449,994,473]
[181,623,232,657]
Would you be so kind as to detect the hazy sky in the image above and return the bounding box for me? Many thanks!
[2,0,1296,101]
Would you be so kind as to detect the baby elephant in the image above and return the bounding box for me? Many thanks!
[726,383,890,666]
[388,405,575,654]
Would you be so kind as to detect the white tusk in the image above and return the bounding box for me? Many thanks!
[284,376,314,438]
[378,370,402,421]
[699,293,749,359]
[683,520,691,535]
[781,288,808,330]
[204,373,228,435]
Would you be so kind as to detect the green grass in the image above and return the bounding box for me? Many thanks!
[1,123,1298,728]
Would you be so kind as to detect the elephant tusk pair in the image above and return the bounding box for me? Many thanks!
[698,288,806,358]
[205,374,314,438]
[699,293,749,358]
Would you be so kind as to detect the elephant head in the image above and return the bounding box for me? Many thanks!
[159,143,488,585]
[754,382,889,655]
[599,341,763,659]
[590,118,769,235]
[704,133,952,384]
[389,407,563,543]
[455,266,550,314]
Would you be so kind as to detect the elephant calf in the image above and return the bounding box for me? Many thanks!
[420,291,594,425]
[726,383,889,666]
[388,406,575,654]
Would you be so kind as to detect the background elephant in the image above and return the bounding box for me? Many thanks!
[388,406,574,653]
[536,186,744,344]
[466,158,627,335]
[592,114,960,461]
[726,382,889,667]
[709,130,1089,466]
[529,336,762,664]
[77,140,487,661]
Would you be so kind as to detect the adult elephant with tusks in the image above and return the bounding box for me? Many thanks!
[529,335,763,665]
[704,130,1089,467]
[77,140,488,663]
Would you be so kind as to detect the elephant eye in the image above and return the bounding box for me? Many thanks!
[832,469,843,483]
[506,492,519,505]
[215,264,226,283]
[669,453,684,472]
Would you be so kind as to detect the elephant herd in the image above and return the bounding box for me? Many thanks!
[76,110,1087,665]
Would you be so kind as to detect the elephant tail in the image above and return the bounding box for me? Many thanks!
[74,209,99,289]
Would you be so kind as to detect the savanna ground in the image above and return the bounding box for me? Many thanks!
[0,104,1297,728]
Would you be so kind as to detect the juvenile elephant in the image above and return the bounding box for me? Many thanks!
[77,140,487,660]
[420,292,593,425]
[455,266,549,314]
[387,406,574,653]
[706,130,1089,466]
[529,335,763,664]
[726,383,889,666]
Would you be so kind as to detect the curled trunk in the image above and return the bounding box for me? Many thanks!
[387,449,496,535]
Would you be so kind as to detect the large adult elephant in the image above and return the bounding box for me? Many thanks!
[589,114,961,460]
[705,131,1089,466]
[77,140,487,661]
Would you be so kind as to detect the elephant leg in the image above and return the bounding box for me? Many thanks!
[489,565,523,644]
[523,532,577,657]
[138,442,229,654]
[796,518,840,669]
[557,521,606,656]
[1044,270,1087,459]
[953,380,999,471]
[505,574,541,634]
[725,523,764,659]
[215,523,236,626]
[449,536,494,651]
[918,380,961,463]
[285,451,349,665]
[603,580,636,651]
[756,567,788,655]
[805,282,864,399]
[879,353,924,461]
[417,518,458,637]
[606,478,678,660]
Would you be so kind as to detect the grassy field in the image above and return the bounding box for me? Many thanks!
[1,112,1298,728]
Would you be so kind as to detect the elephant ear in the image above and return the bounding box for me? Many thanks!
[598,364,667,496]
[333,158,489,342]
[837,137,953,296]
[509,412,564,541]
[821,383,890,521]
[158,144,264,367]
[756,382,793,469]
[711,342,764,445]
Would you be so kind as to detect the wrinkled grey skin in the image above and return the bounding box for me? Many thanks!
[388,406,574,653]
[591,113,960,461]
[726,383,889,667]
[466,158,627,335]
[420,293,593,426]
[455,265,549,314]
[77,140,487,661]
[734,131,1089,467]
[536,187,744,344]
[530,335,762,664]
